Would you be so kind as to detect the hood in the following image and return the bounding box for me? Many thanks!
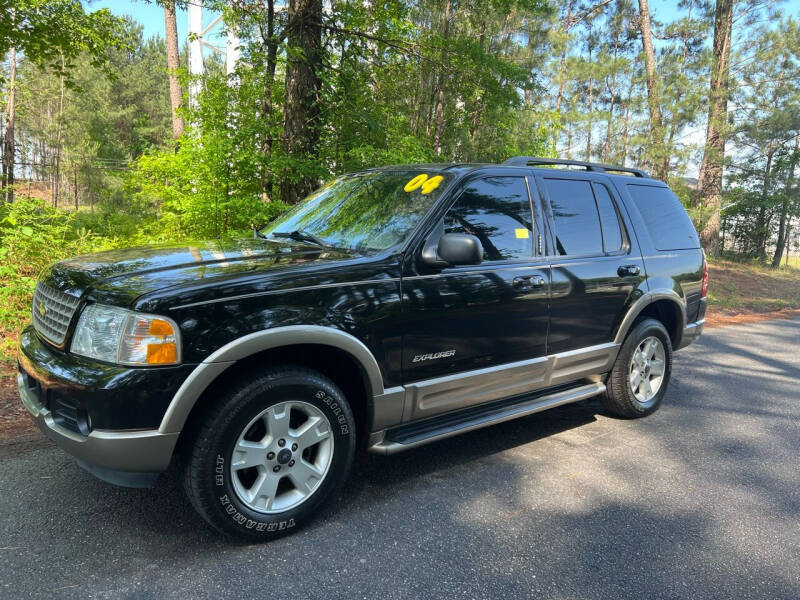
[42,238,361,307]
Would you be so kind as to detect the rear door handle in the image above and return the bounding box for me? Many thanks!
[618,264,641,277]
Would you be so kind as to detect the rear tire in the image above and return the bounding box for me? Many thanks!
[183,366,355,541]
[603,318,672,418]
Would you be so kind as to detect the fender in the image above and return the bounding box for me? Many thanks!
[613,289,687,346]
[158,325,388,434]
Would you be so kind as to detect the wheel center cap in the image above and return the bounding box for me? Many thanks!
[277,448,293,465]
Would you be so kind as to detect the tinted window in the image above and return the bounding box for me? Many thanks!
[544,179,603,256]
[261,170,453,251]
[444,177,533,261]
[593,183,624,252]
[627,184,700,250]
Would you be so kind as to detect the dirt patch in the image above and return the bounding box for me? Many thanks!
[705,307,800,328]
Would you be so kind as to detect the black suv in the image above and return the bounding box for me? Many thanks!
[18,157,707,540]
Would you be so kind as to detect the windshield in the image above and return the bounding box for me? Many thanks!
[260,170,453,252]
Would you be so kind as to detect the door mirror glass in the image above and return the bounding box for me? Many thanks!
[436,233,484,266]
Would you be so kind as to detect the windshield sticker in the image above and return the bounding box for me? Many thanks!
[403,174,444,195]
[515,228,530,239]
[421,175,443,194]
[403,174,429,192]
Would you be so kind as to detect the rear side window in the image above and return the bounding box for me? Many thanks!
[593,183,624,253]
[542,179,603,256]
[444,177,533,261]
[627,184,700,250]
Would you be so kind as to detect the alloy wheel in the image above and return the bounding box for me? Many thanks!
[628,336,666,404]
[230,400,334,514]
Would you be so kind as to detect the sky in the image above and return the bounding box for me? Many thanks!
[87,1,785,46]
[85,1,224,46]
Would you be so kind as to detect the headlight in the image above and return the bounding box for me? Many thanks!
[70,304,181,366]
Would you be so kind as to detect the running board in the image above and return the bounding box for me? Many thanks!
[368,382,605,455]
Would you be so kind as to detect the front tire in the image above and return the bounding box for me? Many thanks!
[603,318,673,418]
[183,366,355,541]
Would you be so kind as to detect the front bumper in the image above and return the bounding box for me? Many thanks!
[18,371,178,486]
[17,325,191,486]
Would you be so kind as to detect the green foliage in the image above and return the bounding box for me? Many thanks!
[721,16,800,262]
[13,18,173,210]
[130,66,290,238]
[0,197,182,363]
[128,0,553,222]
[0,0,128,83]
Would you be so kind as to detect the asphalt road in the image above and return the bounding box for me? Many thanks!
[1,319,799,599]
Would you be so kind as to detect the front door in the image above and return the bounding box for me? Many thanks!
[400,175,551,421]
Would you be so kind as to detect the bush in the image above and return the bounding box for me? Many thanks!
[130,137,290,238]
[0,198,176,367]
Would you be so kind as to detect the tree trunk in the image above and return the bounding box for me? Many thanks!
[259,0,279,195]
[697,0,734,257]
[2,46,16,203]
[280,0,323,204]
[637,0,666,181]
[585,27,594,161]
[772,129,800,267]
[432,0,452,157]
[53,66,65,208]
[554,0,575,150]
[603,35,620,163]
[164,0,185,140]
[621,75,634,165]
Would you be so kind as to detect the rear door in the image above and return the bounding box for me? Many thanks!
[536,173,645,354]
[400,174,551,419]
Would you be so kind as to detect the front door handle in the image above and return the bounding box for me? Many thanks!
[513,275,546,290]
[618,264,641,277]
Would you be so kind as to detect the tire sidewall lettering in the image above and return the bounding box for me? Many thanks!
[316,389,350,435]
[208,377,354,536]
[218,492,296,532]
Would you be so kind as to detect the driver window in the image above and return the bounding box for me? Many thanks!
[444,177,534,261]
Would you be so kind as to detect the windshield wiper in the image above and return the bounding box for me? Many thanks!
[270,229,329,248]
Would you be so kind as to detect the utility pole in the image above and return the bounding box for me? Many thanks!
[188,1,204,108]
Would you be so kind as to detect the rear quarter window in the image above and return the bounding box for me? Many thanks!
[627,184,700,250]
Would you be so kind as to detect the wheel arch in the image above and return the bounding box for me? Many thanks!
[614,290,686,348]
[159,326,387,436]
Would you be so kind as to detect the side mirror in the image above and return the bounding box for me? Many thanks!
[427,233,484,267]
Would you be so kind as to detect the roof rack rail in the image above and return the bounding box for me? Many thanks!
[502,156,649,178]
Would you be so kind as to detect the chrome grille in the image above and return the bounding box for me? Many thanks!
[32,282,81,346]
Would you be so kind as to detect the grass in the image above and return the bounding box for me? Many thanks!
[706,258,800,313]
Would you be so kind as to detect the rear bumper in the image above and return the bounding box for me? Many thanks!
[19,372,178,486]
[677,319,704,350]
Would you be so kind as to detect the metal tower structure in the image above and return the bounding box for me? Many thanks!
[187,1,241,106]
